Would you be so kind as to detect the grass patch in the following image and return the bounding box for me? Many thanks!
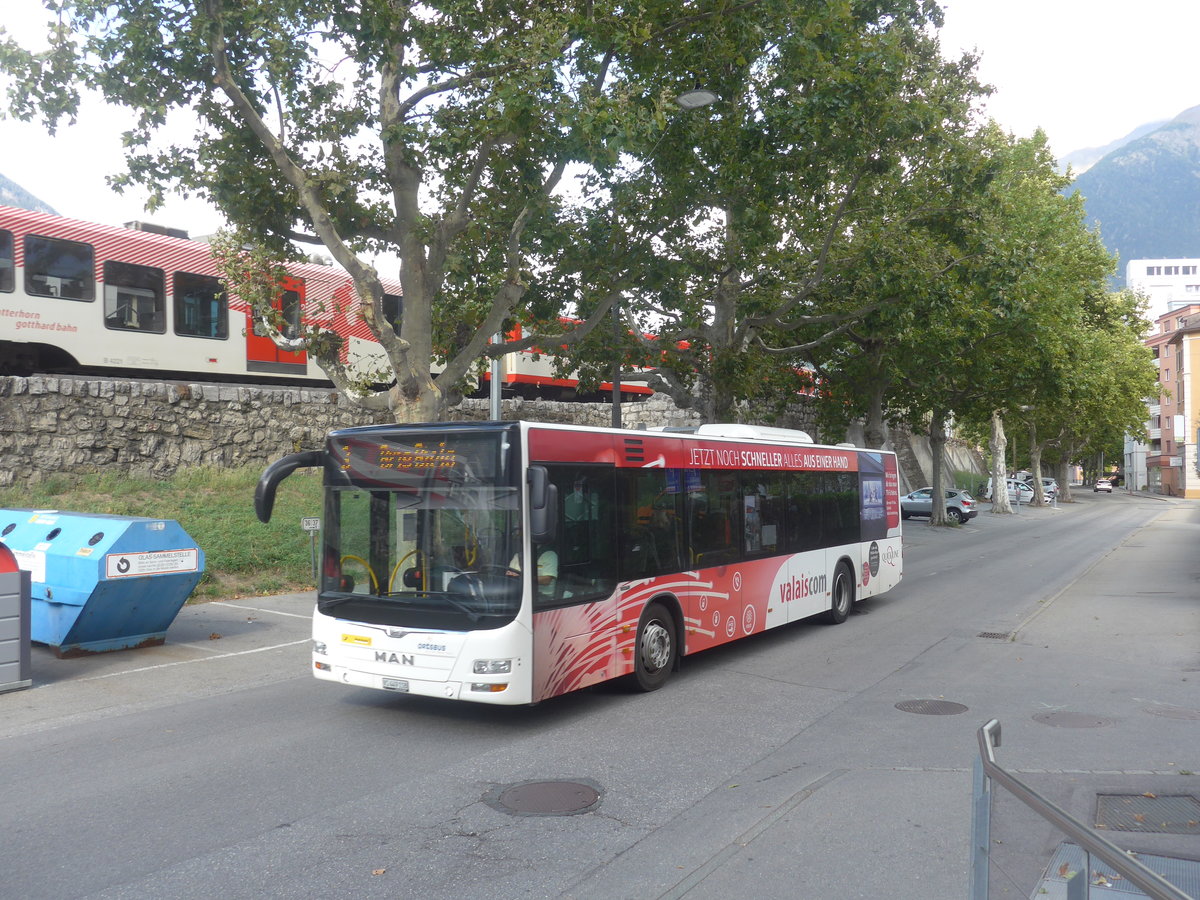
[0,466,323,601]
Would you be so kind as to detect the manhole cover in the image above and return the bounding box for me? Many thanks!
[1143,703,1200,722]
[1032,711,1114,728]
[484,779,602,817]
[895,699,968,715]
[1096,794,1200,834]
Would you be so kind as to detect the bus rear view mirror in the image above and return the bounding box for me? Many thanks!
[255,450,323,522]
[527,466,558,544]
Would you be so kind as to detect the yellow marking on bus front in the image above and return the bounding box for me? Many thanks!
[342,634,372,646]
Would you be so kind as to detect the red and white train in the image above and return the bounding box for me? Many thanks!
[0,204,652,399]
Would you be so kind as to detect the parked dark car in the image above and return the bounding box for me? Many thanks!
[901,488,978,524]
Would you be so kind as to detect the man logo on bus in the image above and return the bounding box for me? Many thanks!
[376,651,415,666]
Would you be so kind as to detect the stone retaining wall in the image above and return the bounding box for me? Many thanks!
[0,375,977,489]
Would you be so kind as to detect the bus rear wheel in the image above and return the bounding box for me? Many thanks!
[823,562,854,625]
[633,601,677,692]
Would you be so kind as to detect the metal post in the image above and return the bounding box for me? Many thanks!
[490,331,502,421]
[611,299,622,429]
[970,756,991,900]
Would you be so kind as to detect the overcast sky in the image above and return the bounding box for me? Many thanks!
[2,0,1198,234]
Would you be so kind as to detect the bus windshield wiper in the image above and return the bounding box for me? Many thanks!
[382,590,480,622]
[317,591,362,609]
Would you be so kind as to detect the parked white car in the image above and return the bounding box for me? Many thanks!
[984,478,1036,504]
[1021,476,1059,498]
[1094,479,1113,493]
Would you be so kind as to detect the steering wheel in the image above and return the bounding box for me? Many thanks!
[339,554,379,593]
[479,563,522,579]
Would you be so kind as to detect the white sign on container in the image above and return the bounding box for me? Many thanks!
[105,548,200,578]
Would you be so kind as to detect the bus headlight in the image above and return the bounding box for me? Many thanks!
[473,658,512,675]
[313,641,327,655]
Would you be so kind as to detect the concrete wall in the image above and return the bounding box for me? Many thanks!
[0,375,982,488]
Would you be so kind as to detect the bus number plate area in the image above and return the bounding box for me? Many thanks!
[382,678,410,692]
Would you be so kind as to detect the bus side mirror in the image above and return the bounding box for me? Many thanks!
[255,450,323,523]
[528,466,558,544]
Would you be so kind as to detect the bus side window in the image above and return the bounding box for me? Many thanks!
[539,464,616,606]
[24,234,95,301]
[104,261,166,333]
[0,230,13,293]
[742,472,783,557]
[688,470,741,567]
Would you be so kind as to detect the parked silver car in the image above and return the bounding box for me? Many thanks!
[900,488,978,524]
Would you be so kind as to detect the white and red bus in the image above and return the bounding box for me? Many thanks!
[0,204,652,398]
[255,420,903,704]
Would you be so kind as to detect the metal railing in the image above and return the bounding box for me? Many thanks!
[970,719,1194,900]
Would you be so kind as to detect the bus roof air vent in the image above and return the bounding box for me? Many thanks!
[695,424,813,445]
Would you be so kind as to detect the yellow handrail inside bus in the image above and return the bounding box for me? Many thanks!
[390,549,422,592]
[339,554,378,593]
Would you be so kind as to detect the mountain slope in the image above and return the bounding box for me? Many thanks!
[0,173,57,215]
[1060,120,1166,176]
[1072,106,1200,270]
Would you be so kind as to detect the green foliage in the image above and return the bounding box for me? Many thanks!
[0,466,321,600]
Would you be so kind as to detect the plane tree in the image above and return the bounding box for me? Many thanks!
[786,126,1123,523]
[539,1,985,423]
[4,0,851,420]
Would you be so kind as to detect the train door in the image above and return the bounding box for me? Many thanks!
[245,274,308,374]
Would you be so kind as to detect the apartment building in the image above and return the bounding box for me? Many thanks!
[1139,303,1200,497]
[1126,258,1200,322]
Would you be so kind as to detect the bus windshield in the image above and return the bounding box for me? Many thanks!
[319,429,522,630]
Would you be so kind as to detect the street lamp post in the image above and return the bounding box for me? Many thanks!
[612,297,621,429]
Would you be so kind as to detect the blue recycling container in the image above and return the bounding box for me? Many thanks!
[0,509,205,657]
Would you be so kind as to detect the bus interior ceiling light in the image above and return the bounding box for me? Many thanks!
[676,88,718,109]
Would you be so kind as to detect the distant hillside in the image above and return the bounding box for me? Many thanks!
[0,173,56,215]
[1071,105,1200,279]
[1059,121,1166,176]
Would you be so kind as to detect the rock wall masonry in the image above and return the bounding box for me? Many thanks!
[0,375,980,488]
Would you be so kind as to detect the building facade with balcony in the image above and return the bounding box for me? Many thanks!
[1143,303,1200,497]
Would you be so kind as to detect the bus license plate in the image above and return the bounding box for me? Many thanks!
[382,678,409,692]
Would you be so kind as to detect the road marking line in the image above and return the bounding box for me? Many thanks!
[67,640,311,683]
[218,601,313,620]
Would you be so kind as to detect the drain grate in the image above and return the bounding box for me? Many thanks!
[484,779,602,817]
[1096,794,1200,834]
[1032,711,1114,729]
[895,699,968,716]
[977,631,1011,640]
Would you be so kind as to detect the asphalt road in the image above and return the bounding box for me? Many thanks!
[2,489,1197,900]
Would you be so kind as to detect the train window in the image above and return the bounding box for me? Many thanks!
[0,230,13,292]
[280,285,301,339]
[174,272,228,339]
[104,261,166,333]
[382,293,402,333]
[24,234,95,300]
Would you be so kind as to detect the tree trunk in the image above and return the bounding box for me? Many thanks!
[929,408,947,525]
[863,378,888,449]
[988,411,1013,514]
[1028,423,1046,506]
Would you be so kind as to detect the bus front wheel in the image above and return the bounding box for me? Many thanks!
[824,562,854,625]
[633,602,677,692]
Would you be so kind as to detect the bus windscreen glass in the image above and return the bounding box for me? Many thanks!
[319,430,522,630]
